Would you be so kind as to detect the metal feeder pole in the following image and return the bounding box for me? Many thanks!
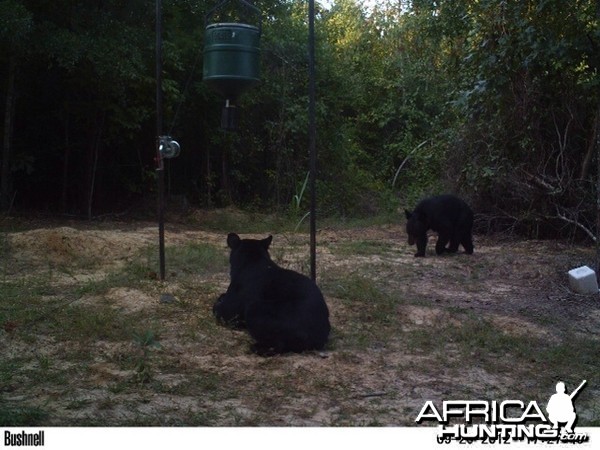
[308,0,317,281]
[156,0,166,281]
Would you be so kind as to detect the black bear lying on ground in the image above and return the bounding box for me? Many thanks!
[405,194,474,257]
[213,233,331,356]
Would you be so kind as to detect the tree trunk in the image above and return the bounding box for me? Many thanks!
[1,57,17,212]
[85,113,105,219]
[61,105,71,213]
[87,139,99,220]
[580,109,598,180]
[221,145,230,203]
[205,148,211,206]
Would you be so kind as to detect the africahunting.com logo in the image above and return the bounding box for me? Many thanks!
[415,380,589,444]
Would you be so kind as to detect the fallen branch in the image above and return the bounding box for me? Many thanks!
[555,208,597,242]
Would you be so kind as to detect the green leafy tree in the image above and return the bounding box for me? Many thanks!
[448,0,599,236]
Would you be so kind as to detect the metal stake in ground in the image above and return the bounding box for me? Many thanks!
[156,0,165,281]
[155,0,181,281]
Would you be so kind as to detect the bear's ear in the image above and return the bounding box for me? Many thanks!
[227,233,241,249]
[261,235,273,250]
[405,209,413,220]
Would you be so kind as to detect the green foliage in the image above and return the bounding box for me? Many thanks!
[1,0,598,236]
[292,171,309,211]
[132,328,161,384]
[0,0,33,52]
[443,0,599,234]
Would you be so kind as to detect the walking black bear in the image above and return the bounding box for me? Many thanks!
[405,194,474,257]
[213,233,331,355]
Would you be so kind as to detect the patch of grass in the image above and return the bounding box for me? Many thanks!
[65,397,94,411]
[46,304,136,342]
[3,271,154,347]
[331,240,396,257]
[0,231,11,276]
[402,313,539,362]
[164,242,228,276]
[403,327,443,353]
[150,371,224,397]
[192,208,294,234]
[448,316,534,357]
[323,273,401,349]
[0,357,24,388]
[536,336,599,382]
[23,354,69,385]
[438,317,600,394]
[325,273,399,321]
[401,311,599,423]
[182,409,221,426]
[0,402,49,426]
[100,242,229,287]
[318,212,400,230]
[0,278,55,325]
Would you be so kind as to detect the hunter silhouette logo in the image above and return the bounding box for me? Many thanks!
[546,380,586,434]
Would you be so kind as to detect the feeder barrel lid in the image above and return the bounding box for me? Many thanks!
[205,0,262,30]
[206,22,259,30]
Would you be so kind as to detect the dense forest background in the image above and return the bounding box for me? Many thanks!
[1,0,599,239]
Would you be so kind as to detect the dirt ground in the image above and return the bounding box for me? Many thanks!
[1,215,599,426]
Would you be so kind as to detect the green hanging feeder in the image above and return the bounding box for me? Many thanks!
[203,0,261,129]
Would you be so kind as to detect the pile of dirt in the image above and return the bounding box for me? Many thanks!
[6,225,231,270]
[7,226,157,267]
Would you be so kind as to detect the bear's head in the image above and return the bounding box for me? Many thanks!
[226,233,273,279]
[404,209,424,246]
